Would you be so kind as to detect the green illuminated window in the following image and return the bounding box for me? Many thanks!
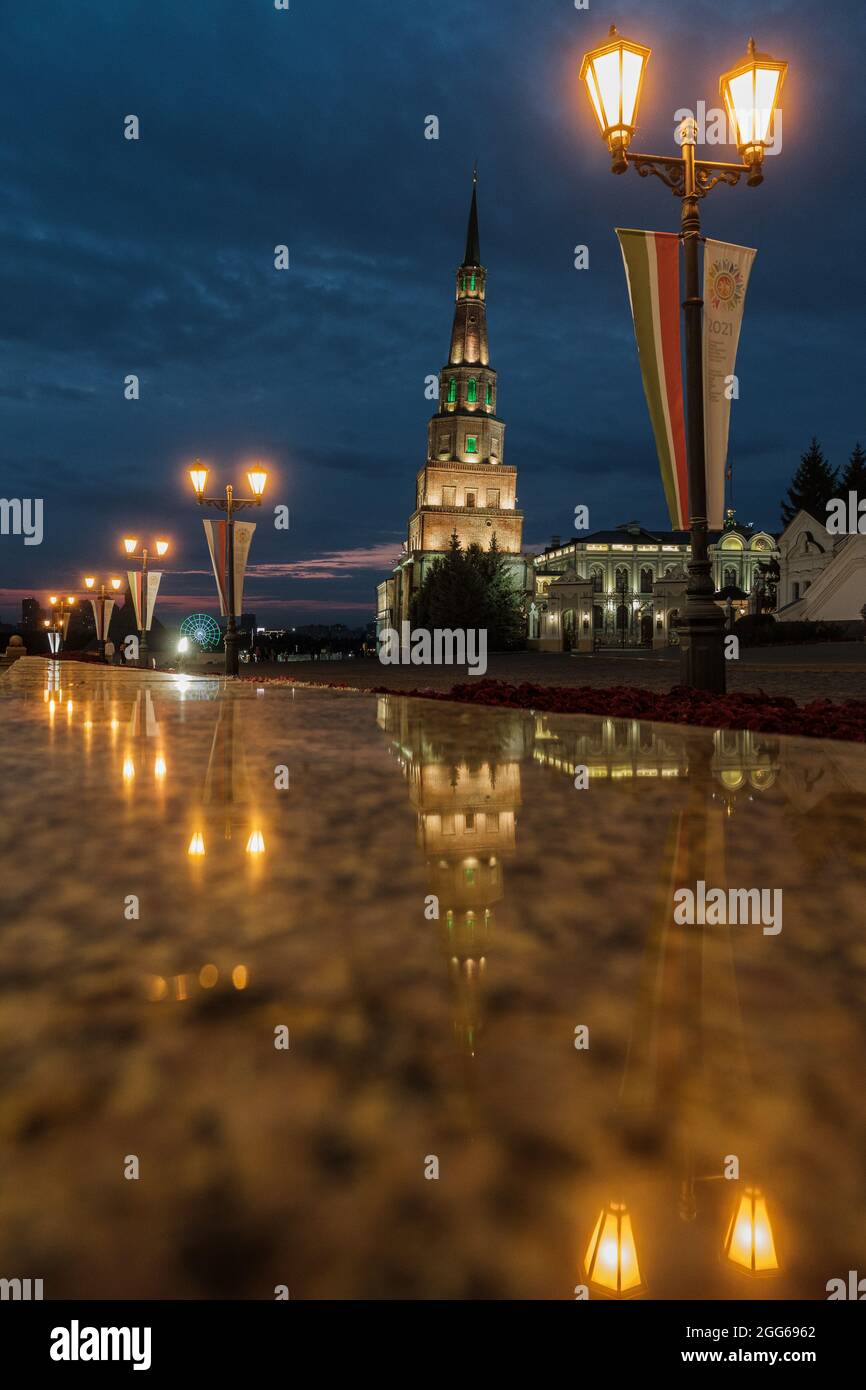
[467,377,477,403]
[470,273,476,291]
[466,436,478,454]
[447,378,456,403]
[460,275,465,293]
[486,383,493,406]
[464,866,476,885]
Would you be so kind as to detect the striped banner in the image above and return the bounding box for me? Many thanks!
[126,572,162,631]
[617,230,689,528]
[88,597,115,642]
[202,520,229,616]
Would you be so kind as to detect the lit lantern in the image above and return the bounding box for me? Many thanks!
[123,537,138,555]
[155,539,169,557]
[189,462,209,497]
[580,25,651,170]
[720,39,787,184]
[247,467,268,498]
[583,1199,646,1298]
[723,1186,780,1276]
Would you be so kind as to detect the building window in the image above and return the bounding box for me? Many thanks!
[640,566,653,593]
[466,436,478,454]
[460,276,465,293]
[486,383,493,406]
[464,866,476,885]
[486,488,500,507]
[465,491,476,507]
[447,378,456,403]
[615,565,629,593]
[464,813,475,831]
[470,273,476,291]
[467,377,477,403]
[590,566,603,593]
[793,582,800,600]
[723,566,737,588]
[442,485,456,507]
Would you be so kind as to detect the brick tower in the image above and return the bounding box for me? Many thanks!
[377,172,529,631]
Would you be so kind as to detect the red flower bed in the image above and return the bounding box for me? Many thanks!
[242,674,866,742]
[370,679,866,742]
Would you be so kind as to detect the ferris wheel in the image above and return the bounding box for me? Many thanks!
[180,612,221,651]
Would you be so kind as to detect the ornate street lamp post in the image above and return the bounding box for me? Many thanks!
[122,536,170,668]
[82,574,123,660]
[44,594,77,655]
[188,461,268,677]
[580,28,787,691]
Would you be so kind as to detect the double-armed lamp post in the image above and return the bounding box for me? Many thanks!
[44,594,77,655]
[82,575,122,660]
[122,536,169,668]
[188,462,268,677]
[579,28,787,692]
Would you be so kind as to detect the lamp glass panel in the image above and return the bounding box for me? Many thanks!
[620,48,645,129]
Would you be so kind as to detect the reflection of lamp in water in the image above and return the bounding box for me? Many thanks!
[723,1186,780,1276]
[583,1199,646,1298]
[187,830,206,857]
[245,828,266,856]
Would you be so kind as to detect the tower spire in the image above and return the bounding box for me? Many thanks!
[462,165,480,267]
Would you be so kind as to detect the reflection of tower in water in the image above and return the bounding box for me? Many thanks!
[377,696,530,1057]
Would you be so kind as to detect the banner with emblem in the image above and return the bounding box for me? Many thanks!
[231,522,256,618]
[702,240,756,529]
[617,229,689,529]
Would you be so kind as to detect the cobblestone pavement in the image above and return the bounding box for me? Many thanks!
[241,648,866,704]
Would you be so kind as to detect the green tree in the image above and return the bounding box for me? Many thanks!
[780,437,838,528]
[840,441,866,495]
[410,531,524,649]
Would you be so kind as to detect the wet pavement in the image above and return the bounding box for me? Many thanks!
[1,656,865,1299]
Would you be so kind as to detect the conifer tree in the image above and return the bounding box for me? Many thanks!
[840,441,866,496]
[780,437,838,527]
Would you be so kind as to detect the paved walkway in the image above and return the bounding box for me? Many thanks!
[240,646,866,704]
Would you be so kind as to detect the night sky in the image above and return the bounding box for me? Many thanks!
[1,0,863,627]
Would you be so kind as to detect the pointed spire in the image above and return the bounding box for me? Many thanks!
[462,165,481,267]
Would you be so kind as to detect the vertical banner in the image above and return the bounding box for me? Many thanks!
[145,572,162,631]
[127,571,142,629]
[617,229,689,528]
[703,240,756,528]
[231,522,256,617]
[202,520,229,616]
[88,597,115,641]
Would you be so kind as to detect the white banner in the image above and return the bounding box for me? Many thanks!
[702,240,756,529]
[232,522,256,617]
[145,572,162,631]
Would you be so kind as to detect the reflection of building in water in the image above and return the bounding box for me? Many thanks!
[377,695,531,1056]
[533,713,689,782]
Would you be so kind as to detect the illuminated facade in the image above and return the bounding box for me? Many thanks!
[530,514,779,651]
[377,175,530,632]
